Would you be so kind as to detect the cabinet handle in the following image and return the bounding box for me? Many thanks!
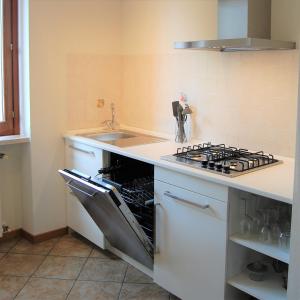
[154,203,161,254]
[164,191,210,210]
[69,145,95,156]
[67,181,97,198]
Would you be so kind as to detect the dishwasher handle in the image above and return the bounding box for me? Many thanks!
[164,191,210,210]
[67,181,97,198]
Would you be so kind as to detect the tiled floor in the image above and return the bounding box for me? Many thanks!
[0,233,179,300]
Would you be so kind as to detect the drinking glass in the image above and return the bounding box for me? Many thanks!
[279,231,291,250]
[240,217,253,237]
[252,210,263,235]
[269,207,282,243]
[279,205,292,232]
[271,222,282,244]
[239,199,253,237]
[259,210,272,244]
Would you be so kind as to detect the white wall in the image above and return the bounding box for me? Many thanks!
[120,0,299,157]
[22,0,122,235]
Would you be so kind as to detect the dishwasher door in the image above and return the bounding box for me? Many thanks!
[59,169,153,269]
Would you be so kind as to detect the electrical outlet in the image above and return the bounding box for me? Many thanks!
[96,99,105,108]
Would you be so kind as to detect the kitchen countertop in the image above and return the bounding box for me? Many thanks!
[0,134,30,146]
[64,127,295,204]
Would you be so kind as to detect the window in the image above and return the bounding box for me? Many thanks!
[0,0,19,136]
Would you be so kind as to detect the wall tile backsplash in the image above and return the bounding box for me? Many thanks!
[120,51,299,157]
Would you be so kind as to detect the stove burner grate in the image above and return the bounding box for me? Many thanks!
[173,143,279,175]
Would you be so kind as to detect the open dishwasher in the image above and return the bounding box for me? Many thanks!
[59,152,154,269]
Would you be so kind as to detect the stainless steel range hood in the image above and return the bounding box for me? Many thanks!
[175,0,296,52]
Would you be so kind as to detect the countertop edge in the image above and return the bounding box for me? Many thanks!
[0,135,30,146]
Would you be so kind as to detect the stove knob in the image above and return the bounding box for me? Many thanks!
[201,160,208,168]
[223,165,230,174]
[208,161,215,170]
[215,163,223,172]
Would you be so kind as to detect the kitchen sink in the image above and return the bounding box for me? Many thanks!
[79,130,166,147]
[86,132,137,142]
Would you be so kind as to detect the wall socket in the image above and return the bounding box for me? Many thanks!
[96,99,105,108]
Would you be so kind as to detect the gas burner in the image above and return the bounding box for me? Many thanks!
[186,151,208,162]
[162,143,282,178]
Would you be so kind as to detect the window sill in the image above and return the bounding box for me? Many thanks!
[0,134,30,146]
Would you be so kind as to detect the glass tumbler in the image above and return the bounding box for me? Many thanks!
[239,199,253,237]
[259,210,272,244]
[271,222,282,244]
[240,217,253,237]
[279,232,291,250]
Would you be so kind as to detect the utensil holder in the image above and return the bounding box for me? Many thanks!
[175,118,187,143]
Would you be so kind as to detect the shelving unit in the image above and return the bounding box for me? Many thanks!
[226,190,291,300]
[228,271,287,300]
[230,233,289,264]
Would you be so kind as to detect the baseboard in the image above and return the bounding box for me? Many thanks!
[21,227,68,243]
[0,228,21,241]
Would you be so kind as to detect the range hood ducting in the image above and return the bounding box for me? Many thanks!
[175,0,296,52]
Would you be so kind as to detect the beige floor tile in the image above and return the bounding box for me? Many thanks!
[34,256,86,280]
[0,276,28,300]
[78,258,127,282]
[124,265,153,284]
[0,254,45,277]
[0,238,20,253]
[119,283,170,300]
[15,278,73,300]
[90,248,119,260]
[67,281,121,300]
[50,235,92,257]
[10,238,58,255]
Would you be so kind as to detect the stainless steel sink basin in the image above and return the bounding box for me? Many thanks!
[87,132,137,142]
[79,130,166,147]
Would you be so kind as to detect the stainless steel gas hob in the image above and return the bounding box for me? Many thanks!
[161,143,282,177]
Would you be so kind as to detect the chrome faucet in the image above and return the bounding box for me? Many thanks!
[103,102,117,130]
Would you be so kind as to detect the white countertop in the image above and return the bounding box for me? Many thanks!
[0,134,30,146]
[65,128,295,204]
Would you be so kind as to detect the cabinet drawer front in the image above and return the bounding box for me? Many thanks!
[155,180,227,221]
[154,180,227,300]
[65,140,104,176]
[155,166,228,202]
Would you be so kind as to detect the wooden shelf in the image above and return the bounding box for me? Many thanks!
[228,271,287,300]
[230,234,289,264]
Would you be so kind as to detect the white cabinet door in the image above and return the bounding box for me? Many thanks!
[65,140,106,177]
[65,140,107,248]
[154,180,227,300]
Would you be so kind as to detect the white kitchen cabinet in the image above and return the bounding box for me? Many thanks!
[65,139,107,248]
[154,179,228,300]
[65,140,106,176]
